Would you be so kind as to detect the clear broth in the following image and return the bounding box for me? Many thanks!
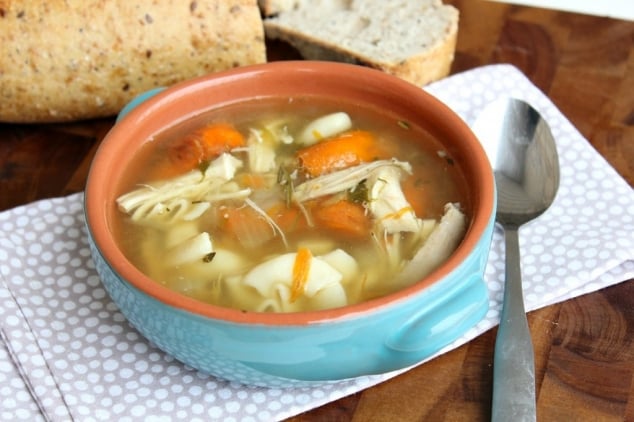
[114,97,469,312]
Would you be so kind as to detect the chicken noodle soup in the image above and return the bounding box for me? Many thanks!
[114,98,469,313]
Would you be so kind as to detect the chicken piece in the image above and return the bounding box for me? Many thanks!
[367,165,422,233]
[394,202,467,287]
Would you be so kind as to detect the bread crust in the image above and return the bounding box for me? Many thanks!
[258,0,303,16]
[263,1,458,87]
[0,0,266,122]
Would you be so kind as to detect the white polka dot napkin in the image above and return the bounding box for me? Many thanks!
[1,64,633,421]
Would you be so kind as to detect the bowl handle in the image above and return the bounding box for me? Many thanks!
[384,275,488,357]
[116,87,166,122]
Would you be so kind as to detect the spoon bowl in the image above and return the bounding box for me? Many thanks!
[473,98,560,421]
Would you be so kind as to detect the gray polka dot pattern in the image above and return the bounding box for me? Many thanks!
[1,64,633,421]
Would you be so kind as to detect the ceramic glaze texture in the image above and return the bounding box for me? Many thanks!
[84,61,496,387]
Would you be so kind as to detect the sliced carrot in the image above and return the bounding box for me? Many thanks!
[312,199,371,239]
[290,247,312,302]
[296,130,383,177]
[219,205,274,249]
[267,203,310,234]
[402,177,428,218]
[168,137,205,173]
[164,123,246,176]
[197,122,246,157]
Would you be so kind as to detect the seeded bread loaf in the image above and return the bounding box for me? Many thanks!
[0,0,266,123]
[263,0,459,87]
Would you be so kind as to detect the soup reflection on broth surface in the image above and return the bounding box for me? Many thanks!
[114,98,469,313]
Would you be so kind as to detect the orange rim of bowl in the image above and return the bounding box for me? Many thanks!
[85,61,494,326]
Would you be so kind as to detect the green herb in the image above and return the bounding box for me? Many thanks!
[202,252,217,263]
[277,165,294,206]
[348,179,369,204]
[198,160,211,173]
[437,150,454,165]
[277,165,287,184]
[397,120,411,129]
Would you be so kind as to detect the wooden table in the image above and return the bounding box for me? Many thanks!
[1,1,632,420]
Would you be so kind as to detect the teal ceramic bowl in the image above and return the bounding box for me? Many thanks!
[84,61,495,387]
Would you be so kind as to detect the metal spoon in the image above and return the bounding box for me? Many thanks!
[473,98,560,422]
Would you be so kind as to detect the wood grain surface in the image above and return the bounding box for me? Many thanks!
[0,1,632,420]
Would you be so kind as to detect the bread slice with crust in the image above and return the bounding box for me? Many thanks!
[262,0,459,86]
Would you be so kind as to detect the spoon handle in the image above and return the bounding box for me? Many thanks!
[492,227,536,422]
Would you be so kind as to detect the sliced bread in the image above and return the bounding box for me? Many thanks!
[263,0,459,86]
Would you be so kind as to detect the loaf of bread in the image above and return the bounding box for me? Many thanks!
[263,0,459,87]
[0,0,266,123]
